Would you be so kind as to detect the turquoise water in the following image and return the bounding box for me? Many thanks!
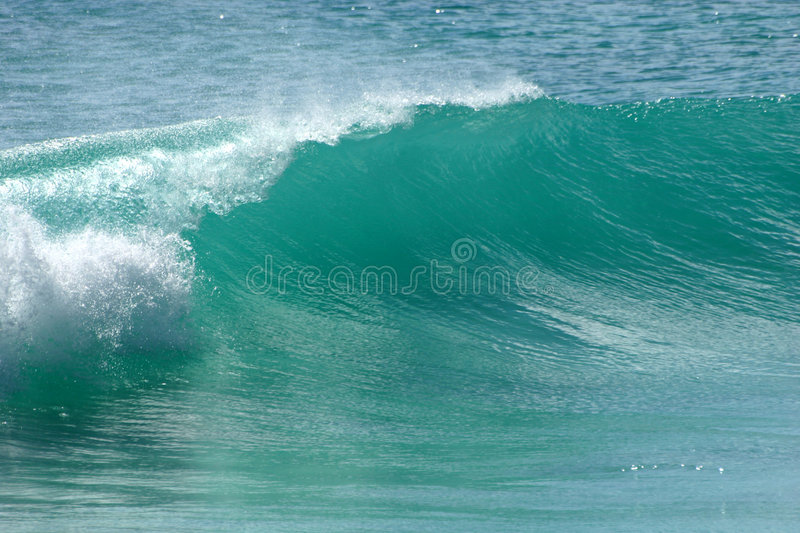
[2,2,800,531]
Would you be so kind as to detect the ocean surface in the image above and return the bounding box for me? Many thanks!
[2,1,799,531]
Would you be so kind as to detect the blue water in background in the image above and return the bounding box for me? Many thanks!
[3,0,800,147]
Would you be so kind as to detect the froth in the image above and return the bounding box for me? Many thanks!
[0,207,193,364]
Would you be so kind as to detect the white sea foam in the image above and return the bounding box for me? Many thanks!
[0,206,193,364]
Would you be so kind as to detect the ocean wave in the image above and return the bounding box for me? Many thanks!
[1,91,798,376]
